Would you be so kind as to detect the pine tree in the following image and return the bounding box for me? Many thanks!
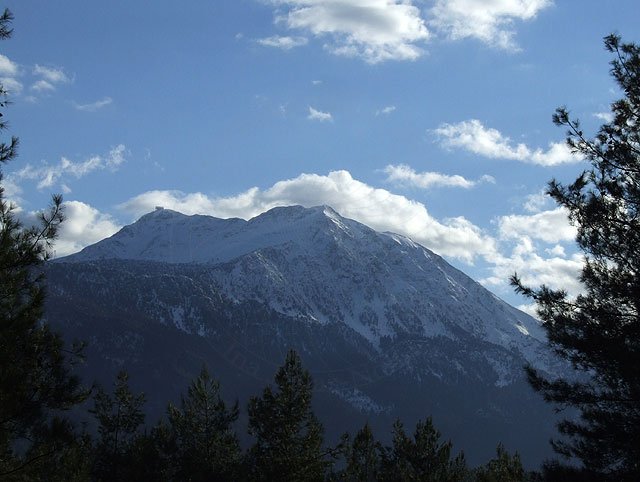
[340,423,383,482]
[247,350,327,481]
[513,34,640,480]
[166,366,241,481]
[0,8,87,479]
[474,443,526,482]
[380,417,468,482]
[90,371,145,482]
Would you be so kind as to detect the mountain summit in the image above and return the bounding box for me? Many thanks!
[48,205,561,466]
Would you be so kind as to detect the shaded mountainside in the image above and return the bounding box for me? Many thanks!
[45,205,562,467]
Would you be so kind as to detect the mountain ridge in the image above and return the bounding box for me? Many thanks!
[46,204,562,466]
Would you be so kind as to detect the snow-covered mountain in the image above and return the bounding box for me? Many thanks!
[47,205,562,466]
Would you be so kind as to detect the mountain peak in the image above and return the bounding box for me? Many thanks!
[60,204,363,264]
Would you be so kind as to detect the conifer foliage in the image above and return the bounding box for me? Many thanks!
[0,9,87,479]
[90,371,146,481]
[247,349,328,481]
[513,34,640,480]
[165,366,241,480]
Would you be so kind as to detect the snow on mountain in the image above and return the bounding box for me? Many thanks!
[61,205,560,384]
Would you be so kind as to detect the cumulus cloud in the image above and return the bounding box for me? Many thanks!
[522,189,554,213]
[8,144,127,192]
[0,55,22,96]
[119,170,497,263]
[429,0,552,51]
[485,236,584,295]
[113,170,584,298]
[498,207,576,244]
[73,97,113,112]
[270,0,430,63]
[0,54,18,76]
[433,119,579,166]
[0,76,22,95]
[383,164,494,189]
[54,201,121,257]
[257,35,308,49]
[308,106,333,122]
[481,206,582,295]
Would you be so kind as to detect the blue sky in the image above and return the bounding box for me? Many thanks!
[1,1,637,311]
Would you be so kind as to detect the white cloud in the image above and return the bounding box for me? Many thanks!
[428,0,552,51]
[119,170,497,263]
[114,170,583,297]
[9,144,127,191]
[483,206,583,293]
[383,164,494,189]
[30,64,70,94]
[593,111,613,123]
[546,244,565,257]
[54,201,121,257]
[376,105,396,116]
[0,54,18,76]
[0,76,22,95]
[258,35,308,49]
[73,97,113,112]
[31,79,55,92]
[433,119,579,166]
[308,106,333,122]
[270,0,430,63]
[523,189,552,213]
[517,303,539,318]
[312,80,322,85]
[498,207,575,244]
[106,144,126,169]
[33,64,70,84]
[487,236,584,295]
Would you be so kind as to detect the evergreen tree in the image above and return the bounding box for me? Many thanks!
[0,8,87,479]
[474,443,526,482]
[90,371,145,481]
[340,423,383,482]
[247,350,327,481]
[380,418,468,482]
[166,366,241,481]
[513,34,640,480]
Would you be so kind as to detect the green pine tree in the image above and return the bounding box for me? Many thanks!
[90,371,146,482]
[380,418,468,482]
[0,8,87,479]
[166,366,241,481]
[474,443,526,482]
[512,34,640,480]
[340,423,383,482]
[247,350,327,481]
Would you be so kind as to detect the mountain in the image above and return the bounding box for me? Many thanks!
[45,205,562,467]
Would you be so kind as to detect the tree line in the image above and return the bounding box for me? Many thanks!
[4,349,530,481]
[1,6,640,481]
